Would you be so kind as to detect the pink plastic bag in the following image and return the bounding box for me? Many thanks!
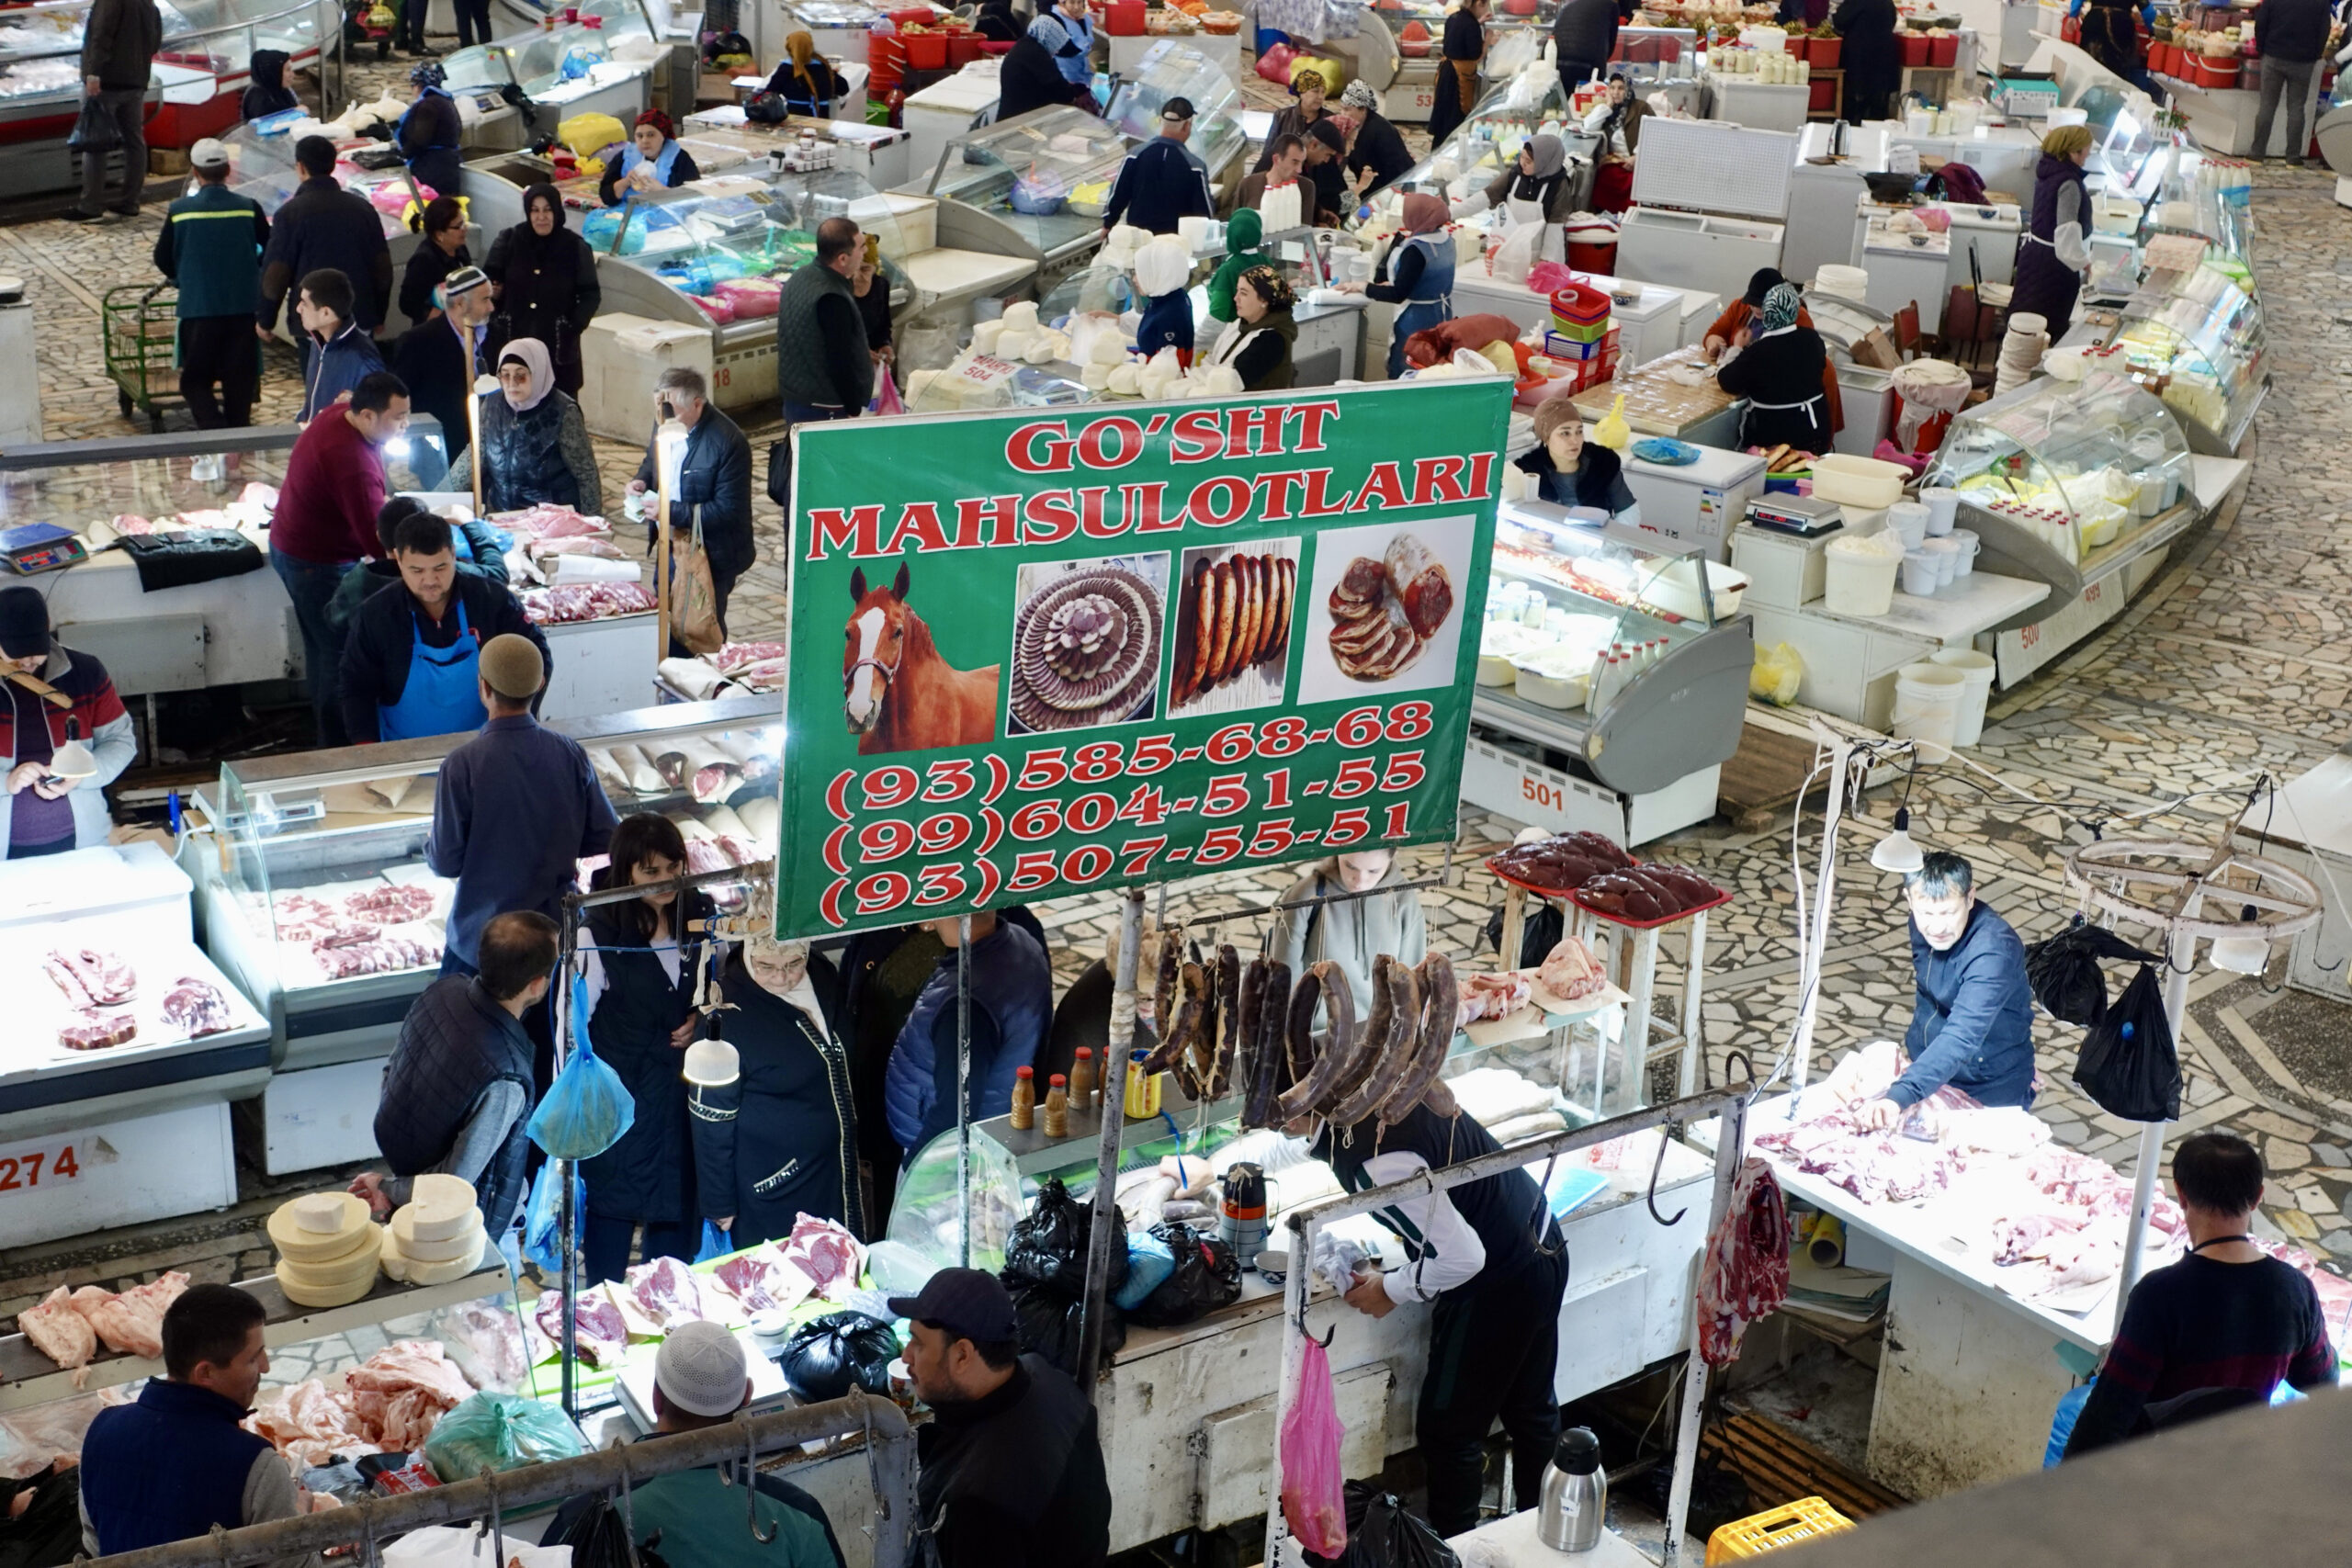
[713,277,783,319]
[1525,259,1577,296]
[1256,41,1297,85]
[691,294,737,324]
[868,365,905,416]
[1280,1333,1347,1556]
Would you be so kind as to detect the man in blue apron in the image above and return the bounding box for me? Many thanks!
[338,509,546,744]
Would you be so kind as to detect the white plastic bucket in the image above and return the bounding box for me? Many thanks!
[1825,540,1902,616]
[1950,528,1979,575]
[1901,549,1938,596]
[1921,486,1960,534]
[1929,648,1997,745]
[1889,501,1930,550]
[1815,264,1871,302]
[1892,661,1970,758]
[1924,536,1960,587]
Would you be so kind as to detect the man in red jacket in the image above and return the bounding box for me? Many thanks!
[271,369,410,747]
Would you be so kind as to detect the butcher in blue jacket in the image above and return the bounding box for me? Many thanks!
[1860,851,2038,1124]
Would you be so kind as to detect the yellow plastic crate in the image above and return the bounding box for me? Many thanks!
[1705,1496,1855,1562]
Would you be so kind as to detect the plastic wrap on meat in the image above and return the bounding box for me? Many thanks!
[44,947,136,1008]
[495,503,607,540]
[534,1291,627,1367]
[19,1288,96,1377]
[680,836,732,875]
[162,976,236,1038]
[1696,1157,1791,1365]
[442,1302,531,1392]
[243,1340,476,1468]
[711,1249,808,1314]
[59,1010,137,1051]
[692,763,743,804]
[625,1257,712,1328]
[345,1340,474,1407]
[1537,936,1608,1000]
[777,1213,865,1300]
[343,885,437,926]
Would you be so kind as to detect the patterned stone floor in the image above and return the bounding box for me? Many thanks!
[5,97,2351,1337]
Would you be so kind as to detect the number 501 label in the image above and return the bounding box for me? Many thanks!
[0,1140,83,1194]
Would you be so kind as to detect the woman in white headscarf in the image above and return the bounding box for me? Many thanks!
[693,931,864,1243]
[446,337,603,515]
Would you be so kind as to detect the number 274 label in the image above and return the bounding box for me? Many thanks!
[0,1141,83,1194]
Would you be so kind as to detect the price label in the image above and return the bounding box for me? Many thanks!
[0,1138,83,1195]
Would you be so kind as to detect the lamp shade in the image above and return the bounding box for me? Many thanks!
[1871,807,1925,874]
[683,1037,740,1087]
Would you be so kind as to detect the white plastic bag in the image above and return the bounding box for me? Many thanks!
[1491,220,1544,283]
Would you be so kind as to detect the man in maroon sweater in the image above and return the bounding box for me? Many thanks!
[271,369,410,748]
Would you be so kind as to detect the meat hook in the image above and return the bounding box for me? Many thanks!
[1295,1296,1335,1348]
[1646,1123,1688,1227]
[858,1393,890,1525]
[470,1467,506,1568]
[744,1421,777,1543]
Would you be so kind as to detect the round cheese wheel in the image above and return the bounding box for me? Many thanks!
[275,1225,385,1307]
[392,1204,485,1264]
[383,1224,487,1286]
[266,1192,373,1263]
[403,1174,478,1243]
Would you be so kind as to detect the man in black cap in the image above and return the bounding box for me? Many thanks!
[1101,96,1215,235]
[0,586,135,861]
[887,1268,1109,1568]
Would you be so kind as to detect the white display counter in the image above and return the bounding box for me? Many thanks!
[2154,64,2324,158]
[1452,265,1721,372]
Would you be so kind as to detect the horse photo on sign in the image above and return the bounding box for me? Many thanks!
[842,560,1002,756]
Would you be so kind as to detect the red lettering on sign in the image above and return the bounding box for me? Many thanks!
[882,502,950,555]
[956,494,1022,548]
[1169,409,1224,462]
[1023,490,1080,545]
[1296,468,1349,516]
[1258,470,1305,522]
[1411,455,1471,506]
[1350,461,1408,512]
[1187,475,1254,527]
[1006,419,1075,473]
[1077,485,1120,538]
[807,504,881,561]
[1287,400,1340,453]
[1225,405,1283,458]
[1125,481,1179,533]
[1078,416,1144,468]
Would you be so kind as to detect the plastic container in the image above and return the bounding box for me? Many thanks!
[1888,500,1930,550]
[1924,536,1960,587]
[903,29,947,68]
[1899,31,1931,65]
[1824,532,1903,616]
[1636,558,1749,621]
[1892,662,1969,758]
[1900,548,1938,596]
[2191,55,2240,88]
[1920,486,1960,534]
[1927,33,1958,65]
[1705,1497,1856,1562]
[1811,36,1841,68]
[946,31,983,63]
[1949,528,1979,575]
[1929,648,1996,745]
[1809,77,1837,112]
[1810,452,1910,510]
[1103,0,1146,33]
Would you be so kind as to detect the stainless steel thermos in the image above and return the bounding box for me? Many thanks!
[1537,1427,1607,1551]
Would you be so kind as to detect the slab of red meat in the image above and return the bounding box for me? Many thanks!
[1696,1157,1791,1365]
[776,1213,865,1299]
[44,948,136,1006]
[163,977,235,1038]
[625,1256,711,1328]
[712,641,789,674]
[711,1250,797,1314]
[59,1010,137,1051]
[534,1291,626,1365]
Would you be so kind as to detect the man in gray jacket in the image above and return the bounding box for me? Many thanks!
[1550,0,1619,95]
[73,0,162,224]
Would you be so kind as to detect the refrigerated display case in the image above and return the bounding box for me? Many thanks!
[920,105,1143,286]
[1464,503,1752,843]
[1918,366,2198,615]
[0,0,335,197]
[181,696,779,1174]
[436,0,665,152]
[2098,254,2266,454]
[1100,39,1246,198]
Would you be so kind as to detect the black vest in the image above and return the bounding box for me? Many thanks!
[1317,1103,1552,1292]
[584,896,706,1045]
[375,976,534,1235]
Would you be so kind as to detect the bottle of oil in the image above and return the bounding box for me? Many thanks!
[1069,1046,1097,1114]
[1041,1074,1070,1138]
[1008,1065,1036,1131]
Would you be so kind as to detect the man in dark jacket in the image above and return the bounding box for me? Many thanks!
[295,267,387,423]
[1551,0,1619,92]
[325,496,507,643]
[775,217,872,425]
[888,1269,1110,1568]
[71,0,160,224]
[79,1286,311,1559]
[153,137,268,428]
[351,909,557,1257]
[883,909,1052,1168]
[1102,97,1215,234]
[339,509,545,744]
[259,136,395,359]
[2253,0,2331,163]
[1860,851,2037,1123]
[1831,0,1901,122]
[626,366,754,651]
[390,263,492,479]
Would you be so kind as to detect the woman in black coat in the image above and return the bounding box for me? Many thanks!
[1713,282,1835,453]
[1832,0,1901,122]
[579,813,716,1282]
[1340,81,1414,198]
[397,64,465,196]
[401,196,471,324]
[483,182,601,397]
[695,938,863,1245]
[997,28,1091,121]
[1430,0,1490,149]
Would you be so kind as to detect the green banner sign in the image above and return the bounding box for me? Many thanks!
[775,382,1512,940]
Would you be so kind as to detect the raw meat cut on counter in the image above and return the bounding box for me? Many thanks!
[59,1010,137,1051]
[777,1213,865,1300]
[343,885,437,925]
[534,1290,628,1366]
[68,1273,190,1359]
[44,947,136,1008]
[1455,969,1533,1027]
[18,1288,97,1379]
[162,976,236,1037]
[711,1248,810,1314]
[243,1341,477,1469]
[625,1257,715,1328]
[710,641,788,675]
[1574,863,1724,922]
[1538,936,1608,1001]
[1487,830,1634,893]
[519,583,657,625]
[495,503,608,540]
[315,933,443,979]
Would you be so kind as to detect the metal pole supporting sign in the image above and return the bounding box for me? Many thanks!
[1076,887,1146,1394]
[957,911,973,1268]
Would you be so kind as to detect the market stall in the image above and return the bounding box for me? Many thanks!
[177,696,776,1174]
[434,0,667,156]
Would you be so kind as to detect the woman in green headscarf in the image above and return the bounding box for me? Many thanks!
[1206,206,1277,323]
[1713,281,1834,454]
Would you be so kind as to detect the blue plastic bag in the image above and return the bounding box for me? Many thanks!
[1114,1230,1174,1310]
[525,976,635,1160]
[696,1220,732,1263]
[521,1161,583,1275]
[2044,1381,2094,1466]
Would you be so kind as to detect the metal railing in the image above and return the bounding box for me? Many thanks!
[77,1392,914,1568]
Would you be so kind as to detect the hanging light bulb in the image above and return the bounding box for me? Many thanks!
[48,717,97,782]
[2209,904,2269,976]
[1871,806,1925,874]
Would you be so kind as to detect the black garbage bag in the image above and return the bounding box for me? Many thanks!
[1001,1177,1126,1302]
[778,1311,899,1402]
[1482,899,1564,970]
[2024,918,2162,1028]
[2073,962,2181,1122]
[553,1495,674,1568]
[1301,1481,1459,1568]
[0,1463,83,1568]
[1128,1223,1243,1328]
[1011,1281,1123,1375]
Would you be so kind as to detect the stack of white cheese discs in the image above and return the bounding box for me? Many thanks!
[270,1192,385,1307]
[380,1173,489,1283]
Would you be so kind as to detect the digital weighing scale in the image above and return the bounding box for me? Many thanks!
[0,523,87,575]
[1745,493,1846,538]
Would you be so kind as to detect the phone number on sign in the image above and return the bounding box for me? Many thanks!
[811,703,1438,925]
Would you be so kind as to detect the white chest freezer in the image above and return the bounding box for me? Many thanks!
[1616,206,1786,308]
[1612,119,1795,305]
[1935,198,2021,288]
[904,62,1003,186]
[1783,161,1868,290]
[1621,443,1769,562]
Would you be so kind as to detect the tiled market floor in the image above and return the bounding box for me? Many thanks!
[6,97,2351,1337]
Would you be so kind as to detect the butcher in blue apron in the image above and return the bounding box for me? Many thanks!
[1342,193,1457,379]
[337,509,548,744]
[396,64,465,197]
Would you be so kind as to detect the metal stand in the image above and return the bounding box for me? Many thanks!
[956,912,973,1267]
[1075,886,1147,1394]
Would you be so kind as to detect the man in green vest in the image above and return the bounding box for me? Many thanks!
[153,138,270,428]
[774,216,874,427]
[550,1322,844,1566]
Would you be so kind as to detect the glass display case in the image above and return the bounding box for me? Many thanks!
[0,0,330,121]
[1921,367,2197,590]
[2103,254,2267,453]
[222,118,434,236]
[1383,73,1591,209]
[925,105,1138,267]
[1102,38,1246,199]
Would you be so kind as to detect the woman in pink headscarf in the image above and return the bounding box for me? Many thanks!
[1340,195,1456,378]
[447,337,604,514]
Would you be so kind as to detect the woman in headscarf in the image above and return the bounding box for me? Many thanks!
[242,49,297,120]
[1255,62,1334,172]
[1713,282,1835,453]
[2009,124,2096,332]
[998,12,1097,119]
[1035,0,1097,94]
[1704,266,1842,432]
[600,108,702,205]
[396,62,464,196]
[1430,0,1491,149]
[400,194,471,324]
[1831,0,1900,121]
[763,30,850,118]
[1457,131,1577,226]
[1515,395,1639,520]
[483,182,601,395]
[1206,205,1276,321]
[1340,80,1414,199]
[445,338,605,514]
[1203,265,1297,390]
[695,931,863,1244]
[1340,193,1456,378]
[1583,73,1647,213]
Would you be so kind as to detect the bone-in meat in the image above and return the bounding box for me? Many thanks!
[59,1010,137,1051]
[625,1256,712,1328]
[534,1291,628,1367]
[343,885,437,926]
[43,947,136,1008]
[1537,937,1608,1001]
[777,1213,865,1300]
[162,976,236,1038]
[314,932,442,979]
[711,1249,804,1314]
[1455,970,1533,1027]
[71,1273,189,1359]
[18,1287,97,1376]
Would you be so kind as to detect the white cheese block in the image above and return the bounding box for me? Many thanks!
[275,1225,385,1306]
[404,1174,478,1243]
[379,1223,489,1284]
[266,1192,374,1263]
[392,1204,485,1263]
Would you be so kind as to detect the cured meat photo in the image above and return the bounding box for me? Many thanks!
[1009,565,1164,733]
[59,1010,137,1051]
[1385,532,1453,637]
[44,947,136,1008]
[1170,550,1295,708]
[1325,530,1454,684]
[162,976,237,1038]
